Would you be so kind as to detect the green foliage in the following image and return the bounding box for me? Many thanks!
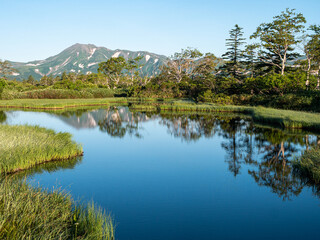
[1,88,117,100]
[250,8,306,75]
[0,78,7,99]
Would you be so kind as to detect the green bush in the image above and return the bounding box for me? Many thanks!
[1,88,116,100]
[0,78,7,99]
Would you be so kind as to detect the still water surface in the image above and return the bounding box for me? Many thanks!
[3,107,320,240]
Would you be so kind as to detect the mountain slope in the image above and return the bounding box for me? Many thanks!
[9,44,168,81]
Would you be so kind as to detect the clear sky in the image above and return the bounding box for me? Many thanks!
[1,0,319,62]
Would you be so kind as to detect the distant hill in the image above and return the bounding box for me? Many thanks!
[9,43,168,81]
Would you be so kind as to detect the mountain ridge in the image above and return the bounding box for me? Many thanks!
[8,43,168,81]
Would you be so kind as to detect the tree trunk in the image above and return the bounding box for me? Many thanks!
[306,58,311,89]
[317,65,320,90]
[281,60,285,75]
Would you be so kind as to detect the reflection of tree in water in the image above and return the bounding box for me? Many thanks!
[0,111,6,123]
[44,107,320,200]
[158,113,220,142]
[246,128,319,200]
[98,107,145,138]
[218,116,250,177]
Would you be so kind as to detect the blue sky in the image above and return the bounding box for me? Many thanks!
[1,0,319,62]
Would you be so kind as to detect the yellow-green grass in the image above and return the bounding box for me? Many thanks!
[0,178,114,239]
[0,125,83,173]
[0,98,128,110]
[252,107,320,131]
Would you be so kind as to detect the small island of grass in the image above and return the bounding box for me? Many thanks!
[0,124,83,174]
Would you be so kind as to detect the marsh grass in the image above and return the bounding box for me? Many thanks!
[158,103,252,113]
[0,125,83,173]
[252,107,320,131]
[0,98,127,110]
[0,178,114,239]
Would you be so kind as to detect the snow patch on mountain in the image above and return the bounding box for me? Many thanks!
[26,63,42,67]
[154,59,159,64]
[112,52,121,58]
[34,69,44,76]
[61,57,71,67]
[88,62,99,67]
[78,64,84,69]
[87,48,97,60]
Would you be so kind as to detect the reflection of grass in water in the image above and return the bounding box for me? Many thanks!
[0,124,83,174]
[0,178,114,239]
[294,148,320,183]
[10,156,83,180]
[0,111,6,123]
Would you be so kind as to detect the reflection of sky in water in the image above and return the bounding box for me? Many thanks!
[4,109,320,240]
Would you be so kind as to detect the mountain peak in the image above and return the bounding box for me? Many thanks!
[67,43,99,53]
[10,44,167,80]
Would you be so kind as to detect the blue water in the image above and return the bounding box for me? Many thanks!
[3,108,320,240]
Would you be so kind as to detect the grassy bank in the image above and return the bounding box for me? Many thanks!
[0,125,83,173]
[294,148,320,184]
[0,98,127,110]
[252,107,320,131]
[0,179,114,239]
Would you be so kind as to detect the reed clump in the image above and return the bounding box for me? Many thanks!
[0,125,83,173]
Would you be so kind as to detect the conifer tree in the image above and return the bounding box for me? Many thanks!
[221,24,246,79]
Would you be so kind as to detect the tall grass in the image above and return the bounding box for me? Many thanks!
[0,178,114,239]
[0,125,83,173]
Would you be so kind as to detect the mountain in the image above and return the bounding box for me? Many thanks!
[9,43,168,81]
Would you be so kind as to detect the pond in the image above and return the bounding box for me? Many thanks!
[2,107,320,240]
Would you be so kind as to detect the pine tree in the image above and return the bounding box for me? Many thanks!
[221,24,246,79]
